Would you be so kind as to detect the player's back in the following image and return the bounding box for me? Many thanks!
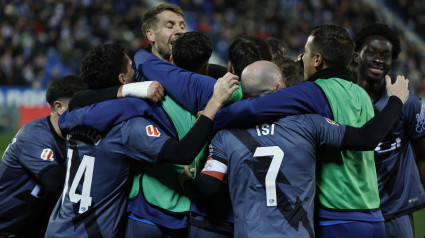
[212,114,345,238]
[0,117,65,235]
[45,116,163,238]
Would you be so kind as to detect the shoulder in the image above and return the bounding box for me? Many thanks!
[401,93,424,115]
[134,49,156,64]
[21,117,52,140]
[121,117,165,139]
[121,117,151,134]
[405,92,423,107]
[276,114,320,128]
[123,116,152,127]
[212,129,231,142]
[211,129,235,148]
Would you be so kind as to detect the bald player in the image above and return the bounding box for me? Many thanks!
[240,60,285,98]
[180,60,410,237]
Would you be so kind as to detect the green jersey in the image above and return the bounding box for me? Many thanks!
[315,78,379,210]
[132,84,243,213]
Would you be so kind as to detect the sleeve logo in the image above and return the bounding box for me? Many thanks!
[325,118,339,126]
[41,148,54,161]
[146,125,161,137]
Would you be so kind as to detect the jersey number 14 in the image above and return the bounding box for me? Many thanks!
[62,149,94,214]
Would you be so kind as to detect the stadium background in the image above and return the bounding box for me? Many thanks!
[0,0,424,236]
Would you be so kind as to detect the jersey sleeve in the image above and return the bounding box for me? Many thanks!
[213,81,333,130]
[201,131,229,181]
[59,98,155,133]
[208,131,228,160]
[305,114,346,149]
[121,117,171,163]
[182,132,229,199]
[200,157,228,182]
[134,49,215,114]
[19,127,60,180]
[402,94,425,140]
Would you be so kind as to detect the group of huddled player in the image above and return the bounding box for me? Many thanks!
[1,3,424,238]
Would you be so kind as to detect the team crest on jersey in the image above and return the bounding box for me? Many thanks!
[325,118,339,126]
[146,125,161,137]
[40,148,54,161]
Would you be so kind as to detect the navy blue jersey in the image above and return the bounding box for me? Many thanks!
[59,97,177,139]
[0,116,65,235]
[133,49,333,130]
[45,117,170,238]
[207,115,346,238]
[374,89,425,219]
[213,81,333,130]
[134,49,216,115]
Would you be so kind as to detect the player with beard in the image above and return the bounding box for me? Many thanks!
[44,43,238,238]
[179,60,409,238]
[131,25,384,238]
[65,30,241,237]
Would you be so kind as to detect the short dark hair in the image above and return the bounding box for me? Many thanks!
[272,56,304,87]
[310,25,354,68]
[172,31,212,73]
[80,44,128,89]
[265,36,287,58]
[353,22,401,60]
[228,36,272,77]
[46,75,86,109]
[141,4,184,39]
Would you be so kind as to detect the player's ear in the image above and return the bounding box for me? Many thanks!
[314,53,324,69]
[353,52,359,65]
[118,73,126,85]
[275,82,284,91]
[203,63,209,75]
[228,61,235,74]
[54,100,66,116]
[169,55,173,63]
[146,29,155,42]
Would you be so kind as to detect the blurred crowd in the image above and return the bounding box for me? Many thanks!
[387,0,425,40]
[0,0,150,88]
[1,0,424,96]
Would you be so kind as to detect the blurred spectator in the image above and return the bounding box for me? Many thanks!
[175,0,424,95]
[0,0,424,95]
[0,0,149,87]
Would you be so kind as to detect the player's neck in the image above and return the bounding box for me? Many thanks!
[152,48,169,62]
[50,112,65,139]
[357,77,384,101]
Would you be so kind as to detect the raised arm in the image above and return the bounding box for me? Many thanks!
[134,49,216,114]
[213,81,332,130]
[341,75,409,150]
[157,74,239,164]
[68,82,164,111]
[60,97,177,138]
[182,76,409,199]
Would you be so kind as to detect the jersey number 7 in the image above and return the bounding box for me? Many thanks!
[253,146,284,207]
